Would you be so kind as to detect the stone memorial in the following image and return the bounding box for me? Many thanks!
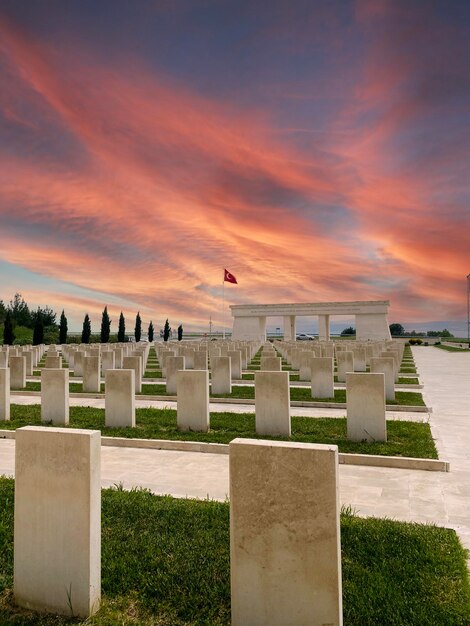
[41,369,69,425]
[255,371,290,436]
[230,438,342,626]
[83,356,101,393]
[346,372,386,442]
[177,370,210,432]
[105,370,135,427]
[10,356,26,389]
[0,368,10,421]
[311,357,334,398]
[14,426,101,618]
[166,355,185,395]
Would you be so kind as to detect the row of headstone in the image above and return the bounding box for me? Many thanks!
[276,339,405,374]
[154,339,262,378]
[1,363,387,441]
[13,426,342,623]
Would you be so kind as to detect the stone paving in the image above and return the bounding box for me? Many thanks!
[1,347,469,552]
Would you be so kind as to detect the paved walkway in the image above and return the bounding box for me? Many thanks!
[1,347,469,551]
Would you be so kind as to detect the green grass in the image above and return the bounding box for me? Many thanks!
[242,372,300,381]
[0,479,468,624]
[211,386,425,407]
[1,404,437,457]
[143,371,163,378]
[18,383,425,406]
[434,345,470,353]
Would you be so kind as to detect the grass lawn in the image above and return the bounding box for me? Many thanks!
[143,371,163,378]
[19,383,425,406]
[211,386,425,407]
[0,479,468,625]
[434,345,470,353]
[1,405,437,457]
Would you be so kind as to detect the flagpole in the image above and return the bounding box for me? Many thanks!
[222,270,225,340]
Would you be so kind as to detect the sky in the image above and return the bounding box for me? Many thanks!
[0,0,469,332]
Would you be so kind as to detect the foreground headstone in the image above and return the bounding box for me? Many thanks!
[101,351,115,375]
[73,350,86,377]
[41,369,69,425]
[354,348,367,372]
[14,426,101,617]
[193,351,208,370]
[83,356,101,393]
[230,438,342,626]
[255,371,290,436]
[22,351,33,376]
[346,373,387,442]
[0,368,10,421]
[44,355,62,369]
[211,356,232,394]
[177,370,209,432]
[10,356,26,389]
[228,350,242,379]
[336,351,354,383]
[166,356,185,395]
[259,356,281,371]
[105,370,135,427]
[370,357,395,401]
[122,356,142,393]
[299,352,313,381]
[311,357,334,398]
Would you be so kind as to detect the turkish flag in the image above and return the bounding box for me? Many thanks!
[224,269,238,284]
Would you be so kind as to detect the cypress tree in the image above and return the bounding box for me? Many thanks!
[148,321,154,342]
[177,324,183,341]
[32,314,44,346]
[3,310,15,345]
[118,312,126,342]
[163,319,171,342]
[81,314,91,343]
[100,306,111,343]
[59,310,68,344]
[135,312,142,342]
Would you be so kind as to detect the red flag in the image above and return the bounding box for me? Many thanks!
[224,269,238,284]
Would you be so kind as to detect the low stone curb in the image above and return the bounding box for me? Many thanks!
[0,429,448,472]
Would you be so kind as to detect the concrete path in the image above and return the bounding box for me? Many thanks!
[1,347,468,552]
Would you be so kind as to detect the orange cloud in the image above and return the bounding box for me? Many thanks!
[0,8,468,328]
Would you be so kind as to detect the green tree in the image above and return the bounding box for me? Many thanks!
[135,312,142,342]
[0,300,6,325]
[59,310,68,344]
[9,293,32,327]
[31,306,57,328]
[81,314,91,343]
[118,312,126,342]
[341,326,355,336]
[389,323,405,336]
[3,310,15,345]
[32,313,44,345]
[100,306,111,343]
[148,321,154,342]
[163,319,171,342]
[177,324,183,341]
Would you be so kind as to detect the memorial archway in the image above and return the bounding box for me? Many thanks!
[230,301,391,341]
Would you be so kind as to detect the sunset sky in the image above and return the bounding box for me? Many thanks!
[0,0,469,332]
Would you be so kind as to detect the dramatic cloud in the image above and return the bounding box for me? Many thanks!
[0,0,469,329]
